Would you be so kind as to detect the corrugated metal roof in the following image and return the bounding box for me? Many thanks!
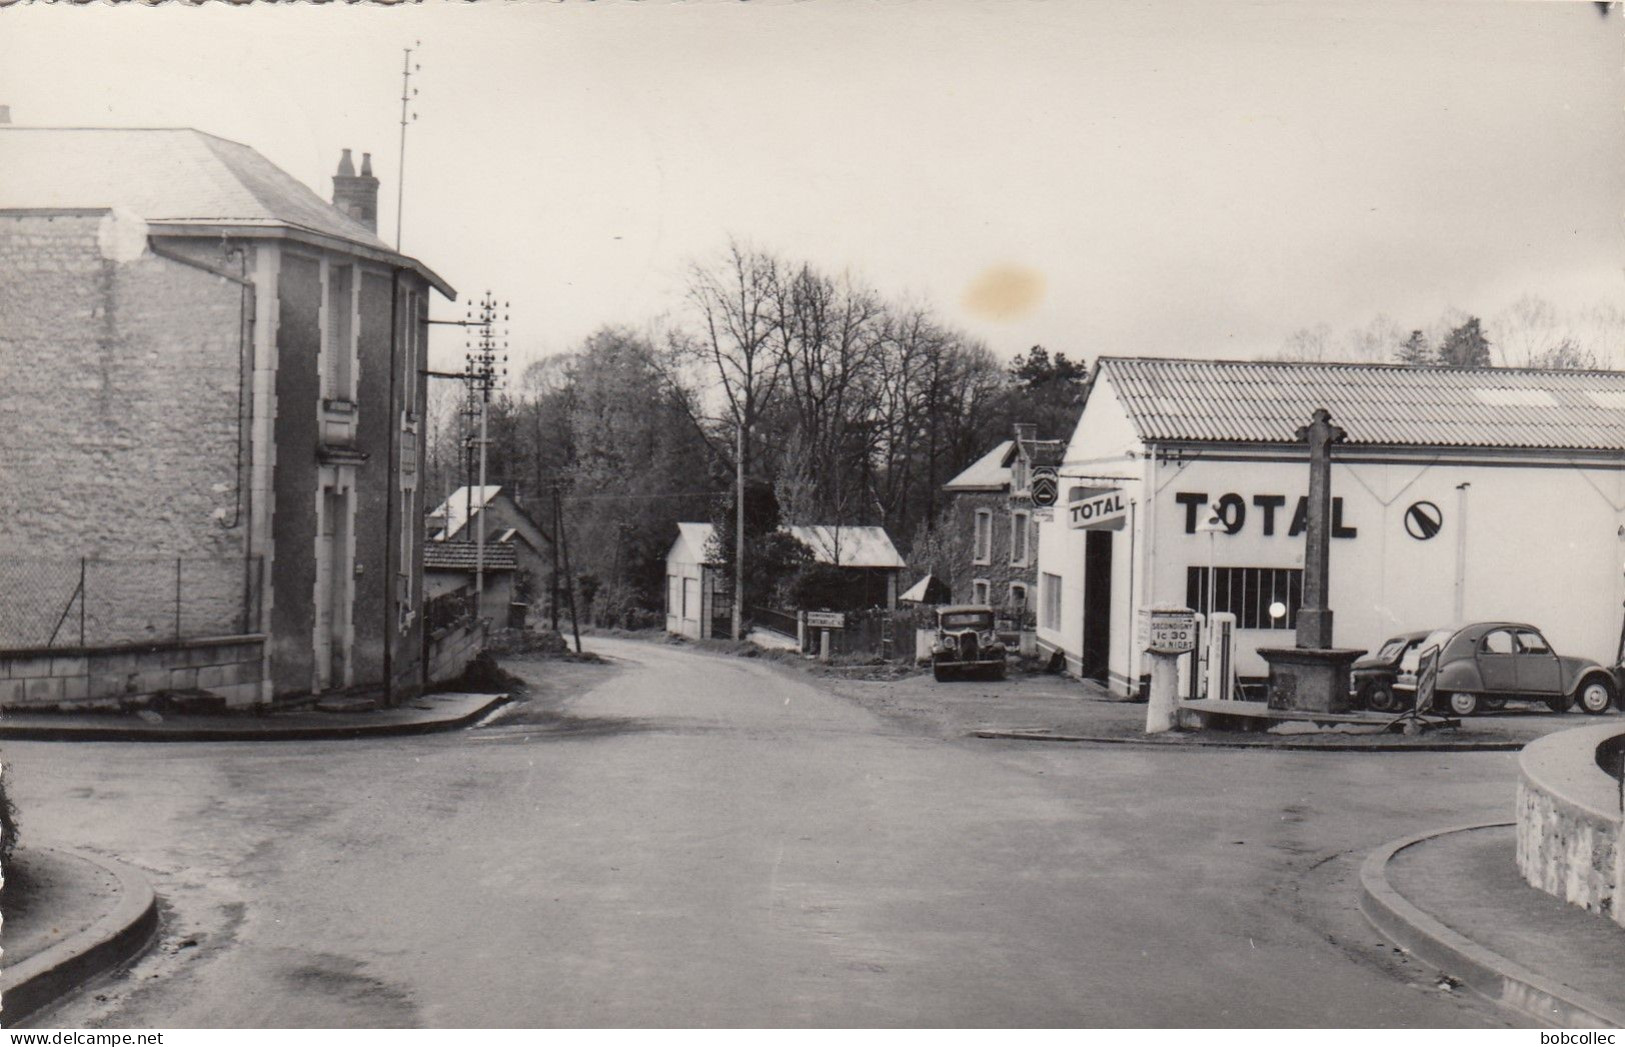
[422,541,517,572]
[671,522,905,569]
[0,127,452,296]
[786,525,907,569]
[1100,357,1625,451]
[943,440,1014,490]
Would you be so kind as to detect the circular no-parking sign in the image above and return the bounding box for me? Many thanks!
[1404,500,1443,541]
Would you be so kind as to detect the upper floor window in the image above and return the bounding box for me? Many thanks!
[324,263,355,402]
[1010,509,1030,566]
[973,509,992,565]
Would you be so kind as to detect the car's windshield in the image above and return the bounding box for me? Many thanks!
[942,612,992,629]
[1400,629,1455,673]
[1378,637,1413,661]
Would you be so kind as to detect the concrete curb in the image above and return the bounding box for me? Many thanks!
[1358,821,1625,1029]
[972,729,1526,753]
[0,693,511,743]
[3,846,159,1027]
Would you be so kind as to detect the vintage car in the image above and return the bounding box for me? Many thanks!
[1380,622,1617,717]
[1350,630,1432,712]
[931,605,1007,681]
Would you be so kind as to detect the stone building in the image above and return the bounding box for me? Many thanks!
[424,485,551,625]
[937,424,1066,617]
[0,127,455,706]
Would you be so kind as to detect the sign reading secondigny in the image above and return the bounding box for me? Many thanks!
[1147,609,1197,654]
[1068,486,1128,530]
[805,611,846,629]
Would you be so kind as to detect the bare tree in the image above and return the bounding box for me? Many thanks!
[677,241,792,638]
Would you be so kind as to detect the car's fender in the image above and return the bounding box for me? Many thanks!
[1436,659,1481,694]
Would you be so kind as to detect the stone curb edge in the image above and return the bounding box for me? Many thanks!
[1358,820,1625,1029]
[972,729,1525,753]
[3,846,159,1027]
[0,693,512,743]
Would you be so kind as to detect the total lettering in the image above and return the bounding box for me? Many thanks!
[1174,492,1358,538]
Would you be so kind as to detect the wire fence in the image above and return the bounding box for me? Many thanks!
[0,556,260,651]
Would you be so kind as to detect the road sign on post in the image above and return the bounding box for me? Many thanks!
[805,611,846,629]
[1147,609,1197,654]
[1030,467,1058,508]
[1145,605,1196,734]
[1414,644,1439,716]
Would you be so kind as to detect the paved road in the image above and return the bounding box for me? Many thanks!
[12,638,1523,1027]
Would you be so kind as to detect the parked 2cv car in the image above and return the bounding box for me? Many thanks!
[931,605,1007,682]
[1389,622,1617,717]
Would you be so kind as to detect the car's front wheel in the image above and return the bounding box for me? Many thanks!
[1367,683,1399,712]
[1576,676,1615,715]
[933,664,951,683]
[1444,691,1479,716]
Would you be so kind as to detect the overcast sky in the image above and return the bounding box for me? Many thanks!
[2,1,1620,377]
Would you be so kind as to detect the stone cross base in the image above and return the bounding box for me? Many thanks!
[1257,646,1366,713]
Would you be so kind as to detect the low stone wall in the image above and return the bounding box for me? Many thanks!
[0,634,267,710]
[428,620,485,685]
[1515,722,1625,926]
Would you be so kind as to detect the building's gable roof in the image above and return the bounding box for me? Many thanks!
[785,525,907,569]
[422,541,518,572]
[670,522,905,569]
[426,486,503,541]
[1017,439,1067,468]
[1099,357,1625,452]
[672,522,718,565]
[0,127,452,296]
[943,440,1014,491]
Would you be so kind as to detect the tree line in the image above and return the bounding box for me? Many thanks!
[423,242,1088,625]
[1276,296,1625,369]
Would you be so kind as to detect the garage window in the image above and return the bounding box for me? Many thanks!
[1041,572,1062,630]
[1186,566,1301,630]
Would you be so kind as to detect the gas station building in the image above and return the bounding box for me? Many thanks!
[1034,358,1625,696]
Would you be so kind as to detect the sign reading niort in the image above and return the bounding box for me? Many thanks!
[1147,609,1197,654]
[1068,486,1128,530]
[805,611,846,629]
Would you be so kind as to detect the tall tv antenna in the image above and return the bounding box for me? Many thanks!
[395,41,421,251]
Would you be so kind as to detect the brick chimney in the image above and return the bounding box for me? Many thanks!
[1012,422,1037,445]
[332,148,379,232]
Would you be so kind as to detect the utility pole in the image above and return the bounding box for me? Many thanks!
[395,42,420,252]
[549,481,562,632]
[734,417,745,641]
[464,291,508,623]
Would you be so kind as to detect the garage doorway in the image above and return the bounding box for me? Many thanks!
[1081,529,1112,682]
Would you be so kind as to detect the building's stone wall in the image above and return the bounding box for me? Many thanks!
[0,213,251,648]
[427,620,484,685]
[1515,724,1625,927]
[0,634,266,710]
[942,490,1038,607]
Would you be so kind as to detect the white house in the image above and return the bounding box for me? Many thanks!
[664,522,908,639]
[1036,357,1625,696]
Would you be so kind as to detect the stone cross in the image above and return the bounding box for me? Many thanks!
[1294,408,1345,650]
